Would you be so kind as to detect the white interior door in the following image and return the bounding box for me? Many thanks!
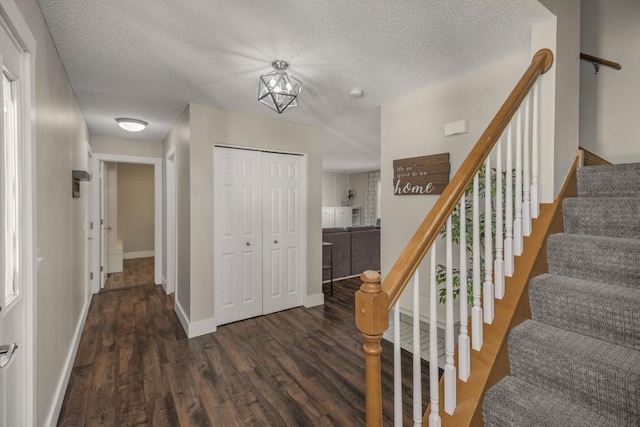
[0,12,33,426]
[262,152,304,315]
[100,161,107,288]
[105,163,122,273]
[213,147,263,326]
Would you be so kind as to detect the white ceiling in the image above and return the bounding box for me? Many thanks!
[37,0,551,173]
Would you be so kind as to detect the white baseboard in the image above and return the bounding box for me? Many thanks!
[123,250,155,260]
[174,298,190,336]
[304,292,324,308]
[46,295,92,427]
[188,316,217,338]
[174,299,217,338]
[160,275,167,293]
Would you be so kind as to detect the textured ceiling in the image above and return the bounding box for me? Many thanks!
[38,0,551,172]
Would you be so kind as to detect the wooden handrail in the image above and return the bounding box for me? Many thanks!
[381,49,553,310]
[580,52,622,72]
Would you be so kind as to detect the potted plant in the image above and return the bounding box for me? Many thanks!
[436,165,514,303]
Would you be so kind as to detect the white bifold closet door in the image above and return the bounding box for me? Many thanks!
[214,146,304,326]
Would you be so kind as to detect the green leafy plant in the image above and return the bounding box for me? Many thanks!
[436,165,514,304]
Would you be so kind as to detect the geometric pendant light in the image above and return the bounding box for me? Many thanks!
[258,60,302,114]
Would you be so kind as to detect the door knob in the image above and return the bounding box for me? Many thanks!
[0,343,18,369]
[246,242,251,246]
[274,240,278,244]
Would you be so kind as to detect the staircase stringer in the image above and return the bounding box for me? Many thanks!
[425,154,581,426]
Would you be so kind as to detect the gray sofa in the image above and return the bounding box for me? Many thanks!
[322,226,380,280]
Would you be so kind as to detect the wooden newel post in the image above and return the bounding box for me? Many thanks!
[355,270,389,427]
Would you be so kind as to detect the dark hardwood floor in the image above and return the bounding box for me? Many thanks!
[58,278,433,426]
[103,257,155,291]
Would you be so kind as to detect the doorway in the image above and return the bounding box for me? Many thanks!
[101,162,156,291]
[213,146,306,326]
[90,154,162,295]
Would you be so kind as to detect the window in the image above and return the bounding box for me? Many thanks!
[2,71,19,307]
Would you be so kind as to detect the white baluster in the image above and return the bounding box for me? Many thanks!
[522,93,532,236]
[505,123,514,277]
[472,173,483,351]
[458,194,470,381]
[483,158,494,324]
[514,108,523,256]
[444,217,456,415]
[494,136,505,299]
[413,272,422,426]
[429,248,441,427]
[394,304,402,426]
[531,81,540,219]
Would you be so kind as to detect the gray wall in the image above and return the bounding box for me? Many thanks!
[163,105,191,313]
[189,103,323,323]
[580,0,640,163]
[14,0,90,424]
[537,0,582,197]
[381,50,531,321]
[117,163,155,254]
[92,135,163,158]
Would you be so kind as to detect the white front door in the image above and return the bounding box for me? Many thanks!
[213,147,263,326]
[0,5,34,425]
[262,152,304,315]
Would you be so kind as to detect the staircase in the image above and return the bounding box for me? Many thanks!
[483,162,640,426]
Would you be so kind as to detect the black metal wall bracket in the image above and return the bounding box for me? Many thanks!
[72,170,90,198]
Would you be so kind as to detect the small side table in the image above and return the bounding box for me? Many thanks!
[322,242,334,296]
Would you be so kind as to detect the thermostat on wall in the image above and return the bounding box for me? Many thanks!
[444,119,468,137]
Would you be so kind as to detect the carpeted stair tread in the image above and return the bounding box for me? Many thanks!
[563,197,640,238]
[529,273,640,350]
[483,162,640,425]
[507,320,640,425]
[577,162,640,198]
[482,376,615,427]
[546,233,640,288]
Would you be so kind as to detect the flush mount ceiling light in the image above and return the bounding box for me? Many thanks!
[258,60,302,114]
[115,117,148,132]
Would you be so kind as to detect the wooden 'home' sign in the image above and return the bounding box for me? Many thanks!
[393,153,450,195]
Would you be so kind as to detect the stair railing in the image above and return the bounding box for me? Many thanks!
[355,48,554,427]
[580,52,622,75]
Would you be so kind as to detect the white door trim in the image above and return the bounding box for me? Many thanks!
[165,148,176,295]
[98,161,107,288]
[90,153,163,293]
[85,141,95,301]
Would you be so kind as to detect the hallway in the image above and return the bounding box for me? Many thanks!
[57,278,432,426]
